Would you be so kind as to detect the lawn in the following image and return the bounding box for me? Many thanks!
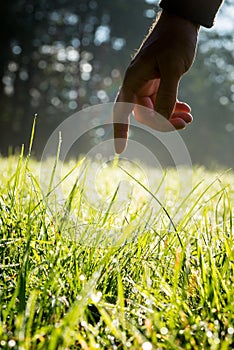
[0,149,234,349]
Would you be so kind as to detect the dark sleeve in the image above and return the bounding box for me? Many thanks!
[159,0,224,28]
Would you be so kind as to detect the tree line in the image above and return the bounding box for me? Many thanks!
[0,0,233,166]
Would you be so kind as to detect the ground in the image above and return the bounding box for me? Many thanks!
[0,153,234,349]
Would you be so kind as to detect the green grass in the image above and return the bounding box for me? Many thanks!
[0,148,234,349]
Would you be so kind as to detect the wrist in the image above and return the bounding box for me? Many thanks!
[152,10,200,53]
[160,10,200,32]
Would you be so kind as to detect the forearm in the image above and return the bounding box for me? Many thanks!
[159,0,224,28]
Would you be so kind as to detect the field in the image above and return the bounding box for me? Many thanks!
[0,149,234,350]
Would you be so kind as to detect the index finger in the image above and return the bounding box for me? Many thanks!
[113,87,135,154]
[154,73,180,119]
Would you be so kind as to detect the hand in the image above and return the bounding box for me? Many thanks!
[114,10,199,153]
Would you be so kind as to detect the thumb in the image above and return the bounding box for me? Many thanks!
[113,87,135,154]
[154,74,180,119]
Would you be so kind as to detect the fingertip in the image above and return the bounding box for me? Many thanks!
[175,101,191,113]
[113,98,132,153]
[114,139,127,154]
[114,123,128,154]
[171,112,193,124]
[154,77,180,120]
[170,117,187,130]
[186,114,193,124]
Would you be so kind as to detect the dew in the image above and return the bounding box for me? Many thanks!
[142,341,152,350]
[160,327,168,335]
[138,317,143,326]
[51,295,56,308]
[213,338,220,345]
[58,295,69,307]
[107,335,115,342]
[112,319,119,327]
[91,291,102,303]
[79,274,85,281]
[8,340,16,348]
[145,298,152,306]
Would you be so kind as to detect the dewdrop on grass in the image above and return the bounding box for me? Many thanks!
[91,291,102,303]
[79,274,85,281]
[8,340,16,348]
[142,341,152,350]
[160,327,168,335]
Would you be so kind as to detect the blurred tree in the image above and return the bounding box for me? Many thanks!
[0,0,233,167]
[179,0,234,167]
[0,0,155,154]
